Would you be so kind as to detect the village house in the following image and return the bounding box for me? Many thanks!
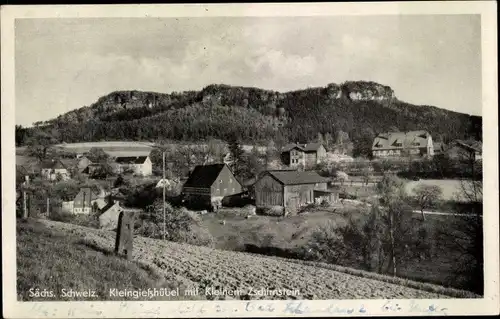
[281,143,327,170]
[182,163,242,210]
[113,155,152,176]
[371,130,434,158]
[76,156,92,173]
[253,170,337,215]
[98,202,142,230]
[447,140,482,161]
[40,159,70,181]
[72,187,108,214]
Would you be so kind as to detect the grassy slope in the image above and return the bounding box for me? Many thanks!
[16,219,200,301]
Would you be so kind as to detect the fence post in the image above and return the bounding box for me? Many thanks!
[115,211,135,261]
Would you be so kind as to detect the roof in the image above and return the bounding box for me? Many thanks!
[266,170,330,185]
[114,156,149,164]
[40,159,67,169]
[282,143,324,153]
[16,165,29,175]
[372,131,430,150]
[183,164,230,188]
[453,140,482,153]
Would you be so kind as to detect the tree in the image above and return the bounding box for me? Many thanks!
[316,132,324,145]
[15,125,27,146]
[139,199,196,242]
[352,129,374,159]
[227,135,245,178]
[334,171,349,186]
[114,174,128,188]
[86,147,109,163]
[376,175,410,276]
[435,155,483,294]
[413,184,443,221]
[206,138,226,163]
[360,166,372,186]
[25,130,59,162]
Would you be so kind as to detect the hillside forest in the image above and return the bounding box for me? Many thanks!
[16,81,482,158]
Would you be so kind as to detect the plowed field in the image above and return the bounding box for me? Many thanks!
[40,219,452,300]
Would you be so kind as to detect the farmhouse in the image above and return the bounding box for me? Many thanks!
[254,170,337,214]
[182,163,242,210]
[372,130,434,158]
[97,202,142,230]
[76,156,92,173]
[73,187,99,214]
[113,155,152,176]
[40,159,70,181]
[447,140,482,161]
[281,143,327,170]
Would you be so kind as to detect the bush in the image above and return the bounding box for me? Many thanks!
[320,200,330,207]
[135,202,215,248]
[179,224,215,248]
[302,221,346,264]
[339,192,357,200]
[257,206,284,216]
[49,210,76,223]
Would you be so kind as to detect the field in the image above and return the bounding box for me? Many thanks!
[200,206,476,292]
[22,219,478,300]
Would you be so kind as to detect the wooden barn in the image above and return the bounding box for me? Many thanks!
[182,163,242,210]
[254,170,337,214]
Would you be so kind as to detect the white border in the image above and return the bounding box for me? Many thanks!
[1,2,498,318]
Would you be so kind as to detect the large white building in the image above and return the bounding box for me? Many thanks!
[113,155,153,176]
[372,130,434,158]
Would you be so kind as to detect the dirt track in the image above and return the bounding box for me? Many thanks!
[40,219,451,300]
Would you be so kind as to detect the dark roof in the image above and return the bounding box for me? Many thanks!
[16,165,29,175]
[40,159,67,169]
[282,143,324,153]
[183,164,228,188]
[372,130,430,150]
[115,156,148,164]
[266,170,330,185]
[454,140,482,153]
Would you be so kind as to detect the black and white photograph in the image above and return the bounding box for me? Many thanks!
[2,2,498,318]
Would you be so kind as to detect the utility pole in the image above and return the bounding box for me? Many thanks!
[46,197,50,216]
[162,150,166,240]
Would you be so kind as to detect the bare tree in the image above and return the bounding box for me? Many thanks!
[413,184,443,221]
[376,174,411,276]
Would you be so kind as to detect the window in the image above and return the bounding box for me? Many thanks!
[229,178,232,184]
[223,188,227,195]
[220,179,223,183]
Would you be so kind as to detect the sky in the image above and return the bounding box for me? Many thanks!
[15,15,482,126]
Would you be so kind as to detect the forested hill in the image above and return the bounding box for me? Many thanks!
[26,81,481,148]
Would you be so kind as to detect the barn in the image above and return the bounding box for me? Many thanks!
[254,170,337,214]
[182,163,242,210]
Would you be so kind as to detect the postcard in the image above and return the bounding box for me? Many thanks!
[1,2,498,318]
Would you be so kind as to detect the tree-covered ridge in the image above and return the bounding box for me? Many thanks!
[27,81,481,148]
